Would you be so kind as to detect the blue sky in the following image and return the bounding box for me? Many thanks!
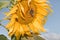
[0,0,60,40]
[45,0,60,33]
[42,0,60,40]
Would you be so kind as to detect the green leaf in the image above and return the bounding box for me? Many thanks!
[11,35,45,40]
[0,34,8,40]
[34,35,45,40]
[0,20,3,22]
[0,1,10,10]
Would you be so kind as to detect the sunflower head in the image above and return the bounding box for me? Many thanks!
[5,0,52,40]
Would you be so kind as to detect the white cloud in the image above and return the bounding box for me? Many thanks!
[41,32,60,40]
[40,28,60,40]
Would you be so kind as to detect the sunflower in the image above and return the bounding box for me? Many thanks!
[5,0,51,40]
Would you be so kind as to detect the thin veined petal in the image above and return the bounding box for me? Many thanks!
[8,25,14,36]
[29,23,39,34]
[37,6,48,16]
[32,0,47,3]
[21,1,29,14]
[6,18,15,30]
[36,14,45,20]
[19,24,24,36]
[16,3,25,20]
[33,19,46,32]
[6,14,17,29]
[15,31,20,40]
[22,25,32,36]
[36,15,47,25]
[5,5,17,17]
[22,25,30,32]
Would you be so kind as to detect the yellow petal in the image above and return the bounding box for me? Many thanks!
[22,25,31,36]
[16,3,25,20]
[33,19,46,32]
[29,23,39,34]
[8,25,14,36]
[21,1,29,13]
[19,24,24,36]
[6,5,17,17]
[6,18,15,30]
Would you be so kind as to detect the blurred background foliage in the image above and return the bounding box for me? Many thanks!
[0,34,45,40]
[0,0,10,10]
[0,34,8,40]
